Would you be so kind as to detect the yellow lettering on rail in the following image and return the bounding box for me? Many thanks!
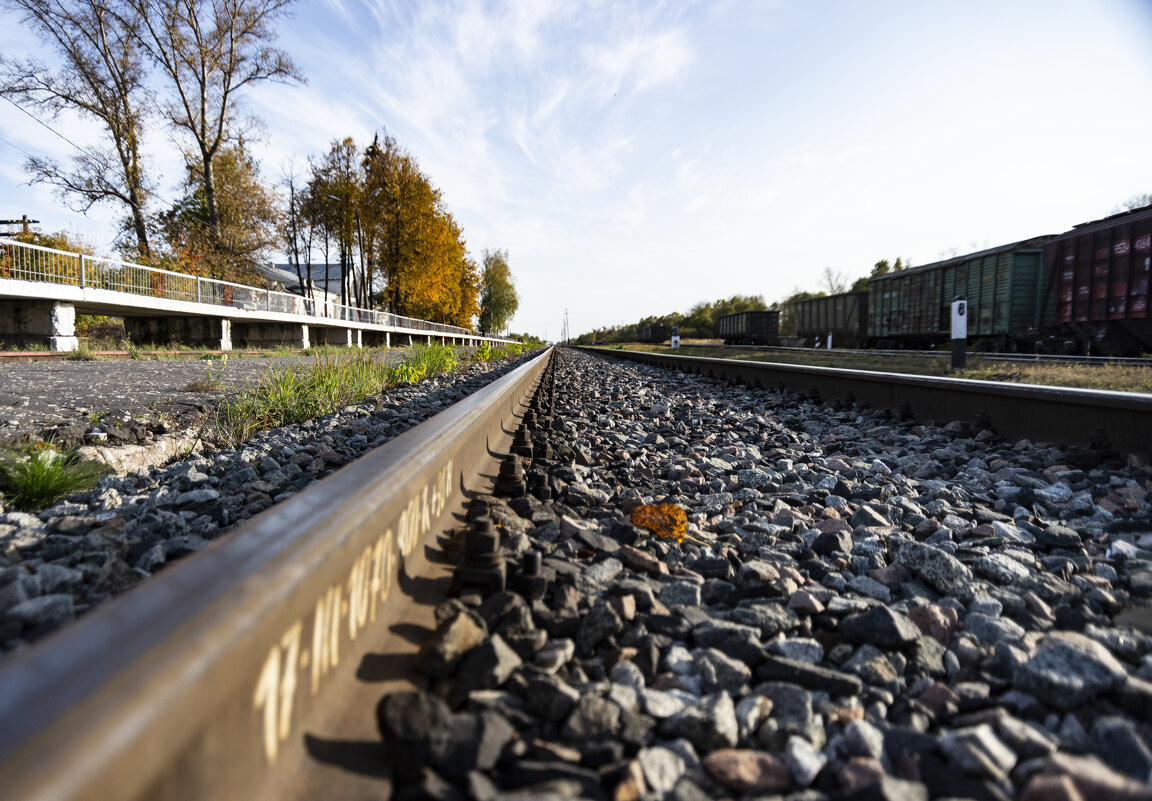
[254,457,460,764]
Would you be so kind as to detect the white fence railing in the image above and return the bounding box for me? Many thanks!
[0,238,476,336]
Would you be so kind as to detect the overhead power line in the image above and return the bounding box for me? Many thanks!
[0,133,36,159]
[0,95,104,163]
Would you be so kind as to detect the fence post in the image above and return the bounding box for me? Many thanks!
[266,287,271,311]
[78,255,86,288]
[196,277,201,305]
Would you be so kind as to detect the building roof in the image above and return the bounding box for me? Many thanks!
[260,263,350,297]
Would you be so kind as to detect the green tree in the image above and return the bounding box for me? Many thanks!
[772,289,821,337]
[0,0,153,259]
[478,249,519,335]
[154,140,280,282]
[358,132,480,325]
[11,228,95,254]
[677,295,766,338]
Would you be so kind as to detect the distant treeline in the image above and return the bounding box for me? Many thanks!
[574,295,769,344]
[572,260,923,344]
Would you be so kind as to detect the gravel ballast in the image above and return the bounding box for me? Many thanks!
[386,349,1152,801]
[4,347,1152,800]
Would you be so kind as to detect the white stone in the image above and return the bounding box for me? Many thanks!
[784,735,827,786]
[637,746,686,794]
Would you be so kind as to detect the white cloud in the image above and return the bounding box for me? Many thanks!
[583,26,694,102]
[3,0,1151,340]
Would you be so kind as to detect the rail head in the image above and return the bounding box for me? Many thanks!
[0,347,553,801]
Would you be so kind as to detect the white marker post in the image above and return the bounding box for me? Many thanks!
[951,296,967,370]
[670,325,680,350]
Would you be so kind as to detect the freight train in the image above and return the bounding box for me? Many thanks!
[793,204,1152,356]
[636,325,670,344]
[716,310,780,345]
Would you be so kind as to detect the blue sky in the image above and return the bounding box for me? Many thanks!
[3,0,1152,341]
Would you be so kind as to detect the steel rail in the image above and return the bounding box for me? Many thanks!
[0,347,554,801]
[697,342,1152,367]
[587,347,1152,458]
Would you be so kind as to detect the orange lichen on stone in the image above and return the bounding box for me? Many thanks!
[630,503,687,543]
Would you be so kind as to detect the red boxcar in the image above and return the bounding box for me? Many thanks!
[1042,204,1152,354]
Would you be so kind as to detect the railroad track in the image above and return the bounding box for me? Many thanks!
[4,346,1152,801]
[0,347,555,801]
[592,347,1152,460]
[707,343,1152,368]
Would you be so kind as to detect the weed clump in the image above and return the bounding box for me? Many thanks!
[0,447,109,511]
[64,342,96,361]
[213,343,468,446]
[183,355,228,392]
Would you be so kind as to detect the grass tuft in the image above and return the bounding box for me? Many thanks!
[65,342,96,361]
[183,355,229,392]
[0,447,109,510]
[213,343,474,447]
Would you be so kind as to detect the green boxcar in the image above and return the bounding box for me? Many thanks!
[867,236,1053,349]
[795,290,868,347]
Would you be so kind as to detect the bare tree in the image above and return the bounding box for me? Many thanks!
[821,266,848,294]
[1116,193,1152,213]
[0,0,153,258]
[128,0,303,251]
[281,167,314,305]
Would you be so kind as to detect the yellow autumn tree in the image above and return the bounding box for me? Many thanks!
[362,132,478,328]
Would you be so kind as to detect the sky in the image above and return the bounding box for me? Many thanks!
[2,0,1152,342]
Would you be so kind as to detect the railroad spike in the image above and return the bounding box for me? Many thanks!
[533,441,553,471]
[510,550,547,601]
[975,409,992,430]
[466,495,492,522]
[494,453,527,497]
[510,424,534,462]
[1088,426,1121,467]
[899,400,913,421]
[532,470,553,500]
[449,515,506,598]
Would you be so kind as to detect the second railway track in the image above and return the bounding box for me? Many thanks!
[592,347,1152,461]
[2,346,1151,800]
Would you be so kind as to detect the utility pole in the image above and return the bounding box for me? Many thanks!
[0,215,40,235]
